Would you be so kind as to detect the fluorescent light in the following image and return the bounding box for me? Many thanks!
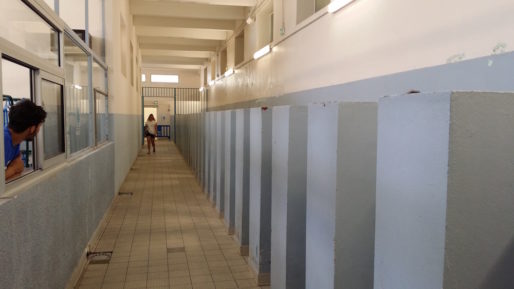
[328,0,355,13]
[151,74,179,83]
[74,84,82,90]
[253,45,271,60]
[224,68,234,77]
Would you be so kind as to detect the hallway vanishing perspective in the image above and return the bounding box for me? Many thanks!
[76,141,269,289]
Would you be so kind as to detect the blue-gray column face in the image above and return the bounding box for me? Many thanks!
[235,109,250,248]
[443,92,514,289]
[335,102,377,289]
[224,110,236,232]
[374,93,450,289]
[216,111,226,213]
[204,112,210,194]
[249,107,273,274]
[306,104,339,289]
[209,112,217,202]
[271,105,308,289]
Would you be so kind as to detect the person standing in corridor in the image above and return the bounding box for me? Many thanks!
[145,114,157,154]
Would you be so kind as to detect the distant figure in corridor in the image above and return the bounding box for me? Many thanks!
[145,114,157,154]
[4,99,47,180]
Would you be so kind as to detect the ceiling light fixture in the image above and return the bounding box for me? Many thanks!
[224,68,234,77]
[253,45,271,60]
[327,0,355,13]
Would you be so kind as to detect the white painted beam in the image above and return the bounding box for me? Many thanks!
[142,55,208,65]
[139,43,217,52]
[130,1,246,20]
[136,26,229,40]
[134,15,235,31]
[147,0,256,6]
[141,49,213,59]
[141,63,203,70]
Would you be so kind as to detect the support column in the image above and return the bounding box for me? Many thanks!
[249,107,272,286]
[271,105,308,289]
[224,110,236,234]
[216,111,225,215]
[306,102,377,289]
[374,92,514,289]
[235,109,250,256]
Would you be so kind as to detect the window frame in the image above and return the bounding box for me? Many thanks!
[35,70,66,169]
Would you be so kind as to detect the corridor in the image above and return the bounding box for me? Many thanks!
[76,140,269,289]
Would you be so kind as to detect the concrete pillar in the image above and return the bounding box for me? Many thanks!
[203,112,210,195]
[224,110,236,234]
[209,112,217,203]
[235,108,250,255]
[374,91,514,289]
[249,107,272,286]
[216,111,226,215]
[271,105,308,289]
[306,102,377,289]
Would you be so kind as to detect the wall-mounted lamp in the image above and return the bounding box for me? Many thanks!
[208,80,215,86]
[74,84,82,90]
[224,68,234,77]
[328,0,355,13]
[199,87,205,92]
[246,16,255,24]
[253,45,271,60]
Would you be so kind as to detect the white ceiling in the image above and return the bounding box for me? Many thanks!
[131,0,255,70]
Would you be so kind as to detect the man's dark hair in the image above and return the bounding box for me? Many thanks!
[8,99,47,133]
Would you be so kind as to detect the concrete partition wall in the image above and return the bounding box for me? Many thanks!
[209,112,217,203]
[306,102,377,289]
[216,111,226,215]
[235,109,250,255]
[224,110,236,234]
[249,107,273,285]
[271,106,308,289]
[203,112,210,194]
[374,92,514,289]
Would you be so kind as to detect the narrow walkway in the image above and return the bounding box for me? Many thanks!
[76,140,268,289]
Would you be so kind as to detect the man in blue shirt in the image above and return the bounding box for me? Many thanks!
[4,99,46,181]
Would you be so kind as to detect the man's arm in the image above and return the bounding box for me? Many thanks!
[5,154,24,180]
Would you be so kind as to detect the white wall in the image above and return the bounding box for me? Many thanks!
[105,0,142,193]
[208,0,514,108]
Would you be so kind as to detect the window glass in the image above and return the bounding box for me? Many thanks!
[88,0,105,59]
[41,80,64,159]
[1,59,36,178]
[59,0,86,30]
[64,34,90,154]
[0,0,59,66]
[93,61,107,144]
[43,0,55,11]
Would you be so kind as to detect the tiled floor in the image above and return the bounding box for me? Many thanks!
[76,140,269,289]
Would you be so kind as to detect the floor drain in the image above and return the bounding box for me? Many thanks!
[167,247,185,253]
[87,251,113,264]
[118,192,133,196]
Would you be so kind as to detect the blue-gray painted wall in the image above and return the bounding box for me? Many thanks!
[0,143,115,289]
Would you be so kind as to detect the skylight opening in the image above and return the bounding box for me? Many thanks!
[151,74,179,83]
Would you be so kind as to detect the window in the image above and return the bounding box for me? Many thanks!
[235,31,245,66]
[220,48,227,75]
[151,74,179,84]
[40,77,64,161]
[142,74,146,82]
[88,0,106,60]
[64,33,90,154]
[0,0,60,66]
[1,59,36,178]
[93,61,108,144]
